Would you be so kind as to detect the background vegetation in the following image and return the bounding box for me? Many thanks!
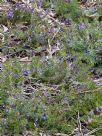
[0,0,102,135]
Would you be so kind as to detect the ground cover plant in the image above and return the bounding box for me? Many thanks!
[0,0,102,135]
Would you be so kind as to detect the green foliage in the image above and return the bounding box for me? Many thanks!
[0,0,102,135]
[55,0,80,21]
[31,58,67,84]
[97,5,102,15]
[0,57,100,135]
[0,13,7,25]
[55,0,71,16]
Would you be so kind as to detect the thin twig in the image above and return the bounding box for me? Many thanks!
[84,128,100,136]
[77,111,83,136]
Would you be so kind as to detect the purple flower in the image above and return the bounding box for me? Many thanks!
[78,22,85,29]
[26,114,30,117]
[91,68,95,72]
[48,26,55,33]
[12,104,16,109]
[66,33,71,39]
[37,0,43,7]
[43,90,49,97]
[31,8,35,13]
[15,3,20,10]
[60,25,65,31]
[91,68,97,76]
[84,49,90,53]
[89,77,93,80]
[22,69,31,76]
[63,97,68,101]
[23,4,31,12]
[45,8,49,14]
[67,62,74,70]
[5,109,9,113]
[65,54,72,59]
[13,73,17,77]
[28,36,32,42]
[6,9,14,19]
[98,106,102,112]
[42,112,47,120]
[67,41,70,46]
[1,103,5,108]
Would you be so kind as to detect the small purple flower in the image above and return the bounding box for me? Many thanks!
[65,54,72,59]
[45,8,49,14]
[48,26,55,33]
[60,25,65,31]
[89,77,93,80]
[42,112,47,120]
[6,9,14,19]
[12,104,16,109]
[18,1,23,5]
[1,103,5,108]
[91,68,96,73]
[93,75,100,79]
[78,22,85,29]
[43,90,49,97]
[66,33,71,39]
[63,97,68,101]
[37,0,43,7]
[91,68,97,76]
[23,4,31,12]
[84,49,90,53]
[28,36,32,42]
[15,3,20,10]
[26,114,30,117]
[22,69,31,76]
[5,109,9,113]
[67,62,74,70]
[98,106,102,112]
[67,41,70,46]
[13,73,17,77]
[31,8,35,13]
